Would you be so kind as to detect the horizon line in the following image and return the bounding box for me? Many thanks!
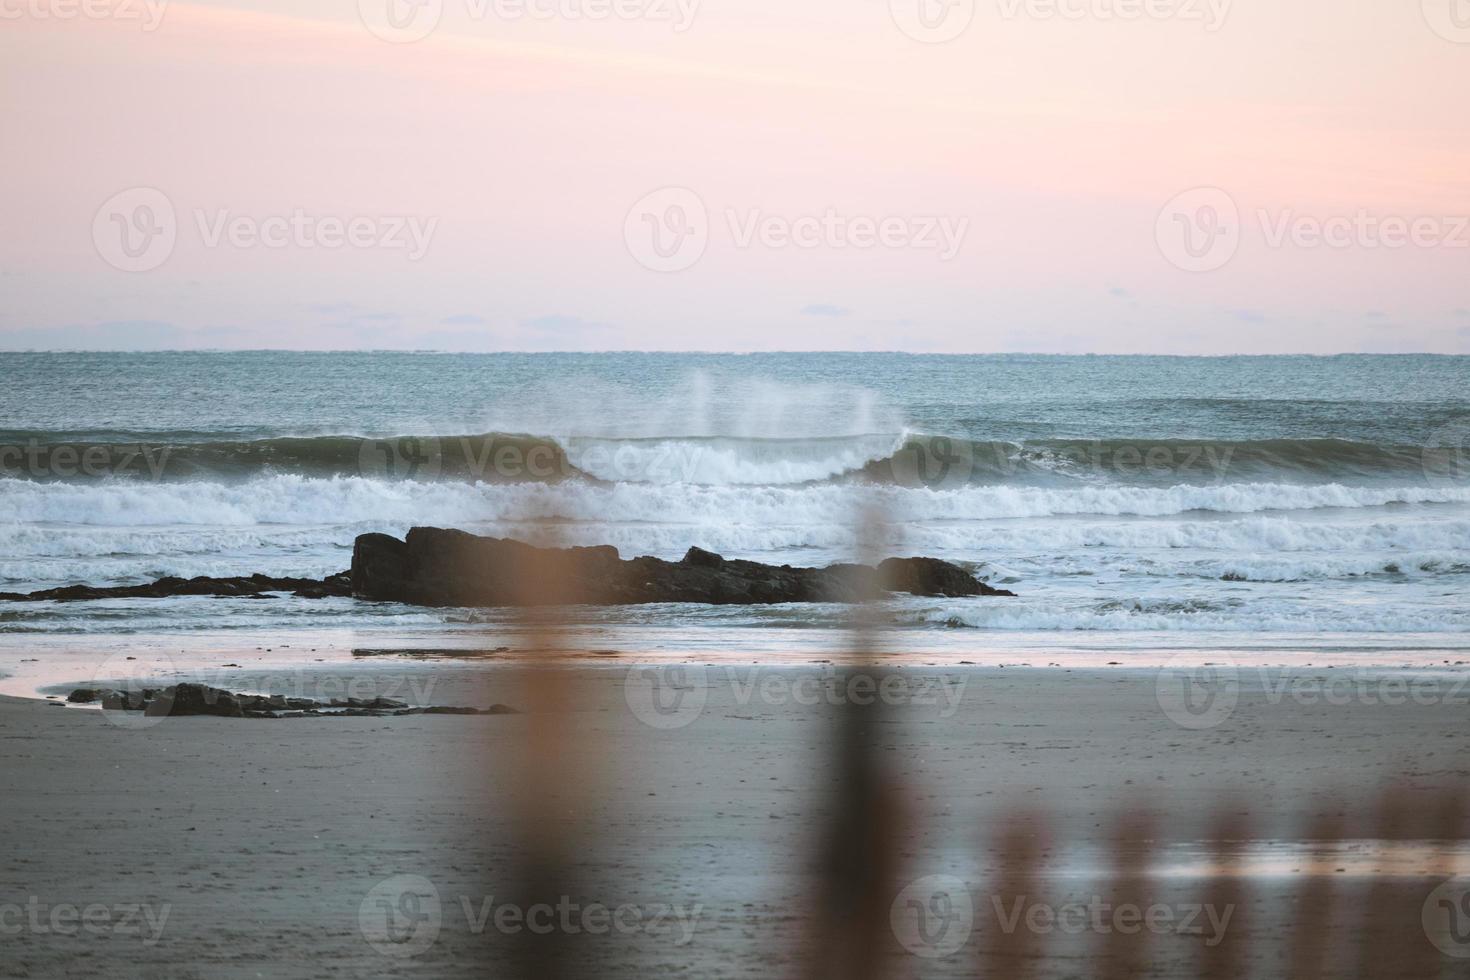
[0,349,1464,358]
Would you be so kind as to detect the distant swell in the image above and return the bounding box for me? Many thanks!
[0,432,579,483]
[0,430,1456,488]
[859,436,1449,487]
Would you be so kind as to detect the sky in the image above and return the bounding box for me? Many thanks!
[2,0,1468,353]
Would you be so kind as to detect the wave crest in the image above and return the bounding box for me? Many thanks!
[1,431,1458,488]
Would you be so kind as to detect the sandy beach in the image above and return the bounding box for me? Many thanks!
[6,653,1470,978]
[8,0,1469,968]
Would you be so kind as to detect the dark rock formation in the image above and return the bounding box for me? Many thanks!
[351,527,1015,607]
[147,683,245,718]
[5,531,1015,608]
[69,683,514,720]
[877,557,997,598]
[0,573,352,603]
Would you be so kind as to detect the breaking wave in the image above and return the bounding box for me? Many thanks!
[4,474,1469,529]
[1,431,1459,488]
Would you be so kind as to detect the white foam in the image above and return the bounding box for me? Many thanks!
[903,598,1470,633]
[4,476,1470,602]
[4,475,1469,539]
[562,433,904,485]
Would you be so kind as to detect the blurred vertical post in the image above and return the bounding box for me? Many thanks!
[978,811,1047,980]
[1349,784,1462,980]
[1097,809,1155,980]
[495,523,597,977]
[1283,807,1341,980]
[802,502,905,980]
[1198,804,1248,980]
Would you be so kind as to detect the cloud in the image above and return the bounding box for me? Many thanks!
[1108,287,1131,299]
[521,315,607,333]
[441,314,488,326]
[1228,309,1267,323]
[316,310,404,331]
[800,304,851,317]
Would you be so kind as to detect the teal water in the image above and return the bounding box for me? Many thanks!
[1,352,1467,645]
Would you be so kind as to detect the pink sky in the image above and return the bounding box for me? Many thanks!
[2,0,1468,352]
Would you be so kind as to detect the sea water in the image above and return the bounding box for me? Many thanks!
[2,351,1467,659]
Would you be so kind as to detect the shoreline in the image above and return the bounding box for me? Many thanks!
[5,628,1470,705]
[6,660,1470,976]
[5,631,1470,703]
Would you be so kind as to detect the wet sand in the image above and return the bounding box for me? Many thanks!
[4,656,1470,977]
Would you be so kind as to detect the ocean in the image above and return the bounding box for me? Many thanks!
[2,351,1468,659]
